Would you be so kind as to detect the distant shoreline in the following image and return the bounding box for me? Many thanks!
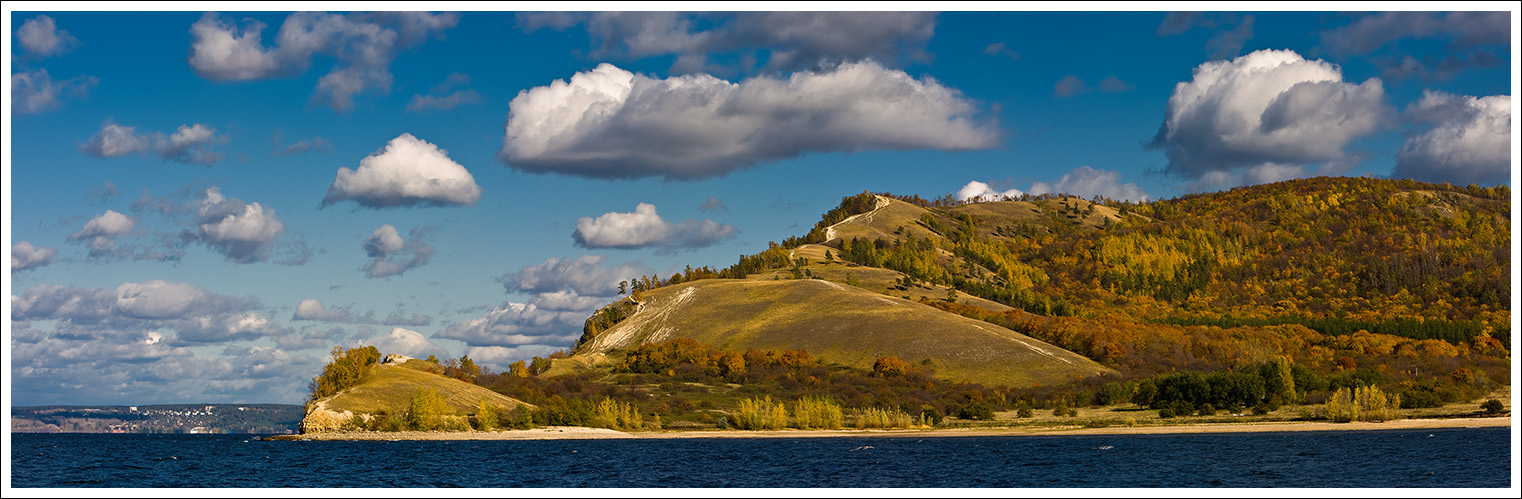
[262,416,1510,441]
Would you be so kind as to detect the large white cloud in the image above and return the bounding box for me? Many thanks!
[518,12,936,73]
[499,60,999,179]
[1394,91,1511,185]
[16,14,80,58]
[1151,49,1388,185]
[68,210,135,258]
[11,69,97,115]
[361,224,436,278]
[573,203,737,252]
[79,121,226,165]
[11,241,59,271]
[188,12,458,112]
[186,187,285,263]
[499,255,653,298]
[323,133,482,208]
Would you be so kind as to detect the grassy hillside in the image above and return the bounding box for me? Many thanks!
[312,362,531,417]
[575,278,1113,388]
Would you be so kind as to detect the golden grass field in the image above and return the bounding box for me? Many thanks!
[577,278,1114,388]
[315,362,531,416]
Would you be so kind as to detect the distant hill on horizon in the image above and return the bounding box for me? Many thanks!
[12,403,304,434]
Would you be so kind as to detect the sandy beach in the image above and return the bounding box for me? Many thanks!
[264,417,1509,441]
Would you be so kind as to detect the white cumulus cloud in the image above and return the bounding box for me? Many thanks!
[11,241,59,271]
[79,121,226,165]
[1394,91,1511,185]
[11,69,97,115]
[573,203,737,252]
[324,133,482,208]
[1150,49,1389,186]
[68,210,135,258]
[186,187,286,263]
[499,60,999,179]
[16,14,81,58]
[955,181,1024,203]
[292,299,352,322]
[361,224,436,278]
[188,12,458,112]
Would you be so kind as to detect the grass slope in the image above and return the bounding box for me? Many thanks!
[316,363,531,416]
[576,279,1113,388]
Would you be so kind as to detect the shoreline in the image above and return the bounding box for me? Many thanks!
[263,416,1510,441]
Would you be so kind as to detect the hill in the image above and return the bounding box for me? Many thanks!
[574,278,1112,388]
[302,356,531,433]
[298,177,1508,435]
[566,177,1508,389]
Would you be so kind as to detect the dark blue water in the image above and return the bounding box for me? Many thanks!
[9,427,1511,487]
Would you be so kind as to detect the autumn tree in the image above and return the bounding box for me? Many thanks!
[460,355,481,378]
[529,356,552,375]
[308,345,382,404]
[406,388,451,431]
[872,356,912,378]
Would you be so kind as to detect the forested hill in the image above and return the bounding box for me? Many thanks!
[778,176,1511,344]
[586,176,1510,377]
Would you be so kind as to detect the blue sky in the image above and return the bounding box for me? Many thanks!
[5,5,1516,405]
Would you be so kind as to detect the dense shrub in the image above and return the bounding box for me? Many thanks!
[405,388,451,431]
[734,396,788,430]
[793,396,844,430]
[1325,386,1399,422]
[855,407,913,429]
[592,397,643,430]
[958,402,994,420]
[473,400,500,431]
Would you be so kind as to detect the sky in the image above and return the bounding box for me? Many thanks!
[4,4,1518,406]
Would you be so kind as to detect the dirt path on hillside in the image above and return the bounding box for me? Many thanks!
[824,195,891,242]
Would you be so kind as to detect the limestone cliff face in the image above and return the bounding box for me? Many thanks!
[300,408,355,433]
